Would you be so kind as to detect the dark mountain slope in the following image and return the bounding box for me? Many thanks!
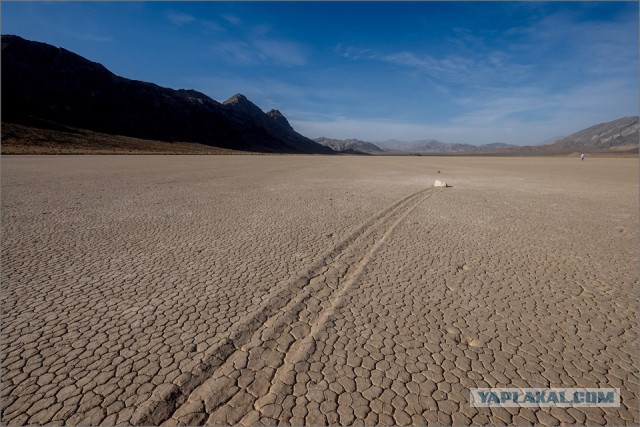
[1,35,333,154]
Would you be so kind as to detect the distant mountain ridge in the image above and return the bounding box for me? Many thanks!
[1,34,333,154]
[314,137,383,154]
[544,116,638,152]
[409,140,477,153]
[374,139,518,153]
[370,118,638,154]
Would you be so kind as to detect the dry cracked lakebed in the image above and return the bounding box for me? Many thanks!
[2,155,638,426]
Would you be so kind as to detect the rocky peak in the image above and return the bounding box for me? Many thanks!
[223,93,265,117]
[267,109,293,131]
[223,93,248,104]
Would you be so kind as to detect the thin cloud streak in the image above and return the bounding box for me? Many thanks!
[165,10,223,32]
[67,31,114,43]
[166,11,195,26]
[209,38,307,66]
[164,10,308,67]
[253,39,307,66]
[336,44,532,88]
[221,14,241,27]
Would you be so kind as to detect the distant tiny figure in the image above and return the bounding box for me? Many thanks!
[580,153,585,161]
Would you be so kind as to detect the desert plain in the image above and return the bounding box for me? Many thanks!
[1,155,638,426]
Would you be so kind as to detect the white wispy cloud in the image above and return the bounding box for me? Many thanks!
[336,44,531,88]
[166,11,196,26]
[165,10,224,32]
[514,9,637,80]
[338,5,636,92]
[221,14,241,27]
[211,41,255,64]
[211,37,307,67]
[71,32,114,43]
[200,20,224,32]
[329,6,637,145]
[253,40,307,66]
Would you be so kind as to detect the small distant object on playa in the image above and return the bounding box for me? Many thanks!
[434,179,448,188]
[580,153,585,160]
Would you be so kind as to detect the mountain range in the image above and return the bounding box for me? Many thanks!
[314,138,517,154]
[2,35,637,156]
[378,139,518,153]
[318,119,638,155]
[1,34,333,154]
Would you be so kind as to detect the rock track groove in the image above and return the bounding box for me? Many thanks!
[134,187,441,425]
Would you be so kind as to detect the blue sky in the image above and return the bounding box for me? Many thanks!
[2,1,638,145]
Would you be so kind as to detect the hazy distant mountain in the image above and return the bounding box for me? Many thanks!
[377,138,517,153]
[543,117,638,153]
[535,135,566,146]
[1,34,333,154]
[375,117,638,155]
[477,142,517,150]
[321,116,637,155]
[410,140,477,153]
[376,139,419,151]
[314,137,383,154]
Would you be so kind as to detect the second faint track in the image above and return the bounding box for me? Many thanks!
[133,186,440,426]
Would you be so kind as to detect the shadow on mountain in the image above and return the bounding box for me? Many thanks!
[1,35,334,154]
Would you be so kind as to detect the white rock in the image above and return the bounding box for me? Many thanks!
[434,180,448,188]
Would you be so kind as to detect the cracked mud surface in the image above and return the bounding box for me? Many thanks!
[2,155,638,426]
